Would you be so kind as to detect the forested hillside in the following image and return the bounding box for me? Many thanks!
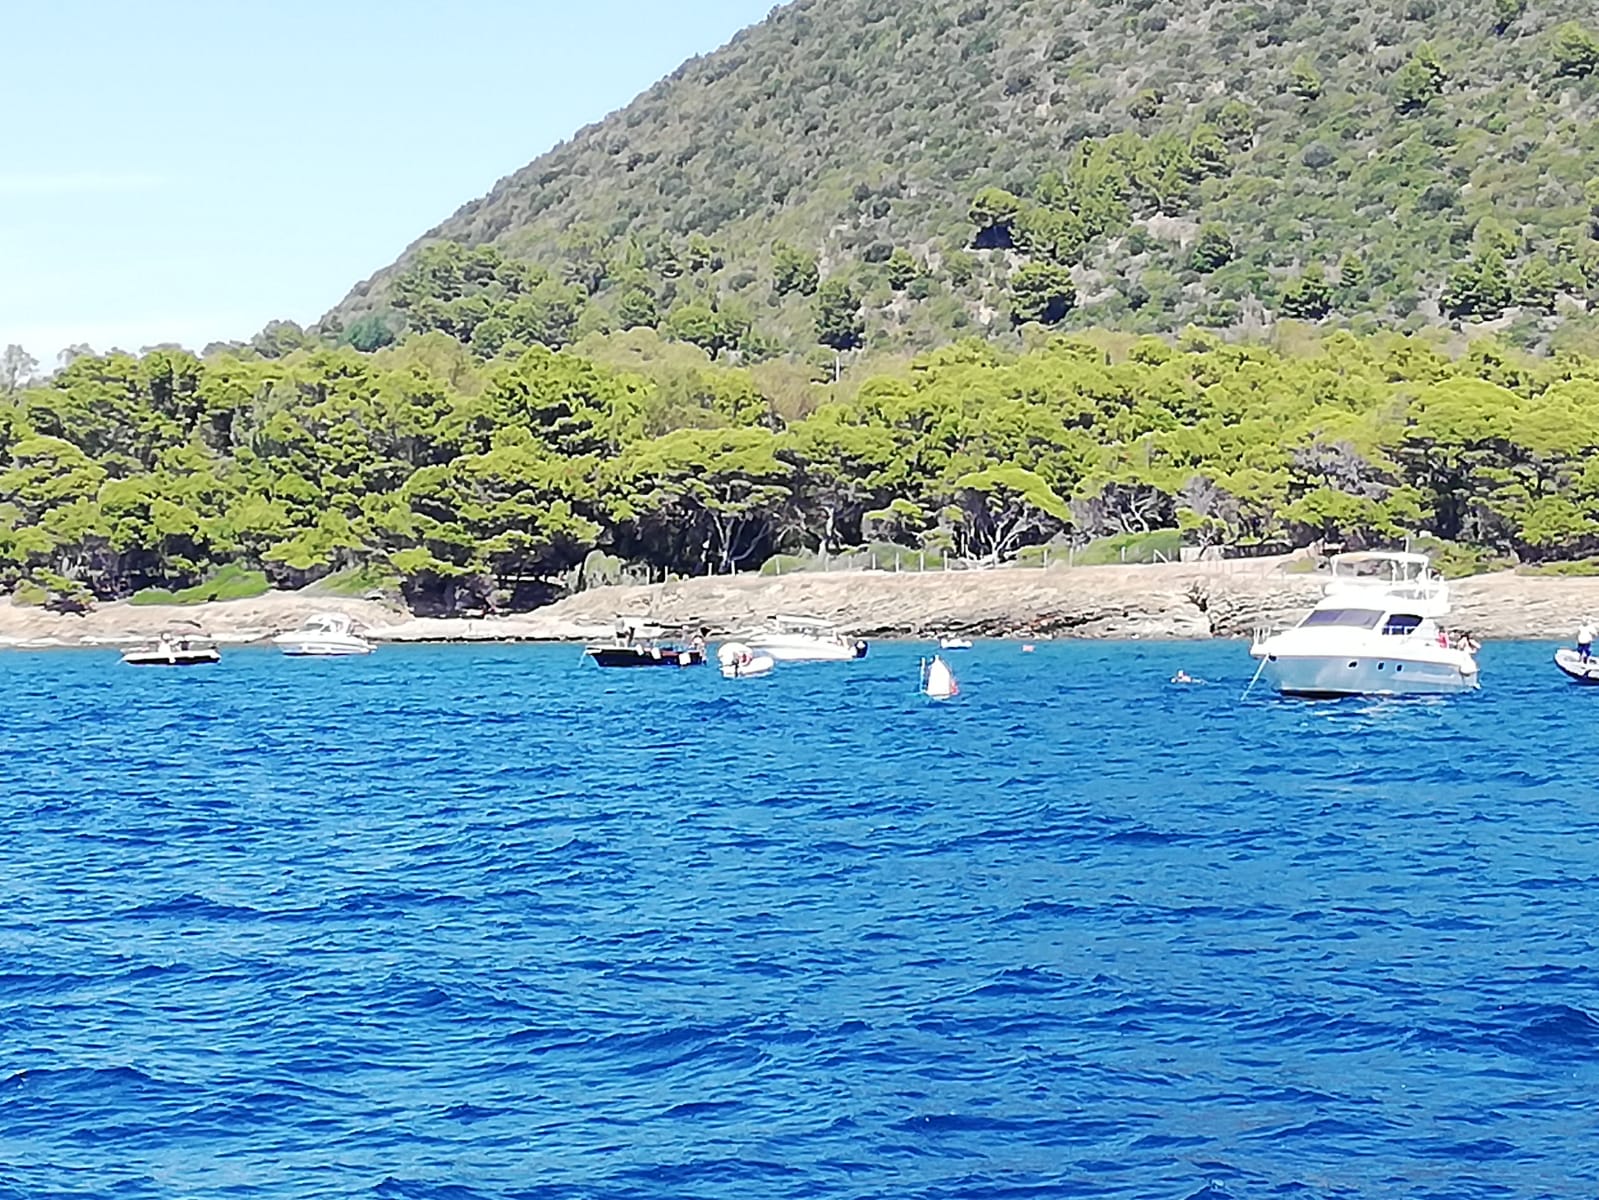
[6,328,1599,612]
[325,0,1599,359]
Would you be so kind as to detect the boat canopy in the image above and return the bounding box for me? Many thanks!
[303,612,356,633]
[1328,551,1434,579]
[770,613,840,631]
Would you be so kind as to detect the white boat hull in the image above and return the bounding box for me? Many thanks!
[745,636,863,662]
[1554,648,1599,683]
[721,655,775,678]
[274,638,373,656]
[1252,650,1478,697]
[121,649,219,667]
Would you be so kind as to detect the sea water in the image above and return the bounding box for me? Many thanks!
[2,640,1596,1199]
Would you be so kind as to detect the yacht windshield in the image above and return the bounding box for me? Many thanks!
[1299,608,1384,629]
[1382,614,1424,636]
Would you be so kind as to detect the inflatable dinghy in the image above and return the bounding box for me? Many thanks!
[1554,647,1599,684]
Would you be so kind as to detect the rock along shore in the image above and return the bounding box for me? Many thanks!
[1,559,1594,649]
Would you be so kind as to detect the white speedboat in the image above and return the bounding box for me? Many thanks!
[939,635,973,650]
[743,614,867,662]
[273,612,374,657]
[1249,552,1479,697]
[717,641,775,678]
[121,634,220,667]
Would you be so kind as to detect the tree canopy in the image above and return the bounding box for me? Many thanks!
[7,326,1599,611]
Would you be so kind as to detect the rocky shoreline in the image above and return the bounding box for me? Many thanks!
[2,560,1595,649]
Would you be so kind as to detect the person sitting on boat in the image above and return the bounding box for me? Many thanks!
[690,627,708,654]
[1580,622,1596,663]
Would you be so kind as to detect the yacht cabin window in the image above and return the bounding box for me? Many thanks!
[1298,607,1385,629]
[1382,614,1424,636]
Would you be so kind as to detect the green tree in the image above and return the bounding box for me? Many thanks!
[771,243,819,296]
[1492,0,1525,33]
[666,303,731,356]
[1514,256,1558,313]
[1393,46,1446,113]
[1288,57,1324,100]
[1189,225,1235,272]
[969,186,1023,249]
[611,427,794,573]
[814,279,865,351]
[616,287,660,330]
[886,248,920,291]
[1443,250,1513,319]
[1009,263,1077,325]
[0,345,38,394]
[942,465,1070,562]
[1552,22,1599,78]
[1279,264,1333,319]
[342,313,397,352]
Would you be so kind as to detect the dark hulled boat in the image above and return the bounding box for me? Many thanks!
[584,617,705,669]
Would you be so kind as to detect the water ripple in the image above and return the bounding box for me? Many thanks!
[1,639,1597,1198]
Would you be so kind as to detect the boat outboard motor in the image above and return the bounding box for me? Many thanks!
[854,639,869,658]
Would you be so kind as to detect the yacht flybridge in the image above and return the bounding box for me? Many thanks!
[743,614,868,663]
[1250,552,1479,697]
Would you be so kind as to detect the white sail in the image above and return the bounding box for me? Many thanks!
[924,655,958,699]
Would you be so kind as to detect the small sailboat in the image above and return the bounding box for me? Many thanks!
[717,641,775,679]
[922,654,959,699]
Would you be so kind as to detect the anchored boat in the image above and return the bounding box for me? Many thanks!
[743,614,867,663]
[584,616,705,668]
[121,631,220,667]
[273,612,374,656]
[717,641,775,678]
[1553,647,1599,684]
[1249,552,1479,697]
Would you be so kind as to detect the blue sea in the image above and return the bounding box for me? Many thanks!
[3,640,1597,1199]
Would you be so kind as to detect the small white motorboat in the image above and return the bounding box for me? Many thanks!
[273,612,374,657]
[939,635,973,651]
[717,641,775,679]
[121,633,220,667]
[922,654,959,699]
[1554,647,1599,684]
[743,614,867,662]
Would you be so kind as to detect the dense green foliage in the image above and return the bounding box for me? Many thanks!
[7,327,1599,611]
[323,0,1599,359]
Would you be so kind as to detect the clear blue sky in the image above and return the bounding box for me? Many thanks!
[0,0,777,364]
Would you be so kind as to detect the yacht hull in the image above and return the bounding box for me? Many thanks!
[276,641,373,656]
[745,636,867,662]
[1254,651,1477,697]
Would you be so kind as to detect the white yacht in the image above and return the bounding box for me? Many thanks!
[743,614,868,662]
[1249,552,1479,697]
[273,612,375,657]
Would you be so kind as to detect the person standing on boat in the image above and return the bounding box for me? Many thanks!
[1579,622,1596,663]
